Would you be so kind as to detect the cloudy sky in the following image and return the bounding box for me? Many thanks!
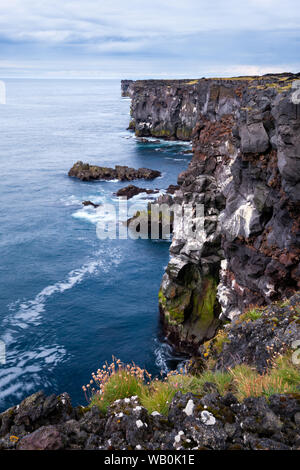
[0,0,299,78]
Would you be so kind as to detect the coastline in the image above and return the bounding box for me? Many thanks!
[0,75,299,450]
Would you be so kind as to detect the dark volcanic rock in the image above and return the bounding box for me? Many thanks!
[68,161,161,182]
[199,292,300,373]
[126,78,205,140]
[121,80,134,98]
[126,202,174,240]
[115,185,159,199]
[17,425,65,450]
[166,184,180,194]
[1,391,299,450]
[82,200,100,208]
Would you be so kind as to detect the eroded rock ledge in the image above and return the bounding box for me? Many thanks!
[68,161,161,182]
[123,74,300,353]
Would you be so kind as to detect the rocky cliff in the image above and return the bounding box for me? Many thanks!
[123,74,300,353]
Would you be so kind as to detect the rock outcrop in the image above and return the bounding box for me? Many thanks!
[198,292,300,374]
[1,389,299,450]
[124,79,204,140]
[125,74,300,353]
[68,161,161,182]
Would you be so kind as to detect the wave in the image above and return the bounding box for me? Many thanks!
[0,344,67,405]
[72,191,166,226]
[133,135,192,146]
[60,195,82,206]
[154,338,188,375]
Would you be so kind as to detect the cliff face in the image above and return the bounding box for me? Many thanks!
[123,74,300,353]
[122,79,209,140]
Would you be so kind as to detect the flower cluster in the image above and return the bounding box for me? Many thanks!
[82,356,152,403]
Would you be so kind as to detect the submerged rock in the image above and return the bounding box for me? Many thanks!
[115,185,159,200]
[82,200,100,208]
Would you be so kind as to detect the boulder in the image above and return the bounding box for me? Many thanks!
[17,425,65,450]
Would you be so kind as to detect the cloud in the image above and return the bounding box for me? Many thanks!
[0,0,299,77]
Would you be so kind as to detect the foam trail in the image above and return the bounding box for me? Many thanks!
[4,248,122,332]
[0,248,122,406]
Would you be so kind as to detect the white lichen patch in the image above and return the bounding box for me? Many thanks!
[201,410,216,426]
[174,431,184,443]
[222,200,259,240]
[183,399,194,416]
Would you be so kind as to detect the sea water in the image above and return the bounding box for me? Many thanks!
[0,79,191,411]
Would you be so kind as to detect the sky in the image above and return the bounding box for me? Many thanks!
[0,0,299,78]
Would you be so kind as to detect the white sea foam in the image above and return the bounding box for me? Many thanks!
[72,207,118,224]
[130,189,165,203]
[154,340,174,374]
[165,157,189,162]
[154,339,187,375]
[134,136,191,146]
[0,248,122,402]
[4,248,122,331]
[61,195,82,206]
[0,344,66,403]
[97,178,119,183]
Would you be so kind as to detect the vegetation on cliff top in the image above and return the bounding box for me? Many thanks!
[84,351,300,416]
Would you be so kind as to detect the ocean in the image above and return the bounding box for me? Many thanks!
[0,79,191,412]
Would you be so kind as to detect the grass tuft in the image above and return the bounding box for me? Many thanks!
[83,352,300,415]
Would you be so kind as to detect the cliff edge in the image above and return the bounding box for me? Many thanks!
[122,74,300,353]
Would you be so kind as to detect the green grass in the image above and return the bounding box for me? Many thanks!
[89,370,146,414]
[86,352,300,415]
[236,306,264,323]
[140,381,177,415]
[230,355,300,400]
